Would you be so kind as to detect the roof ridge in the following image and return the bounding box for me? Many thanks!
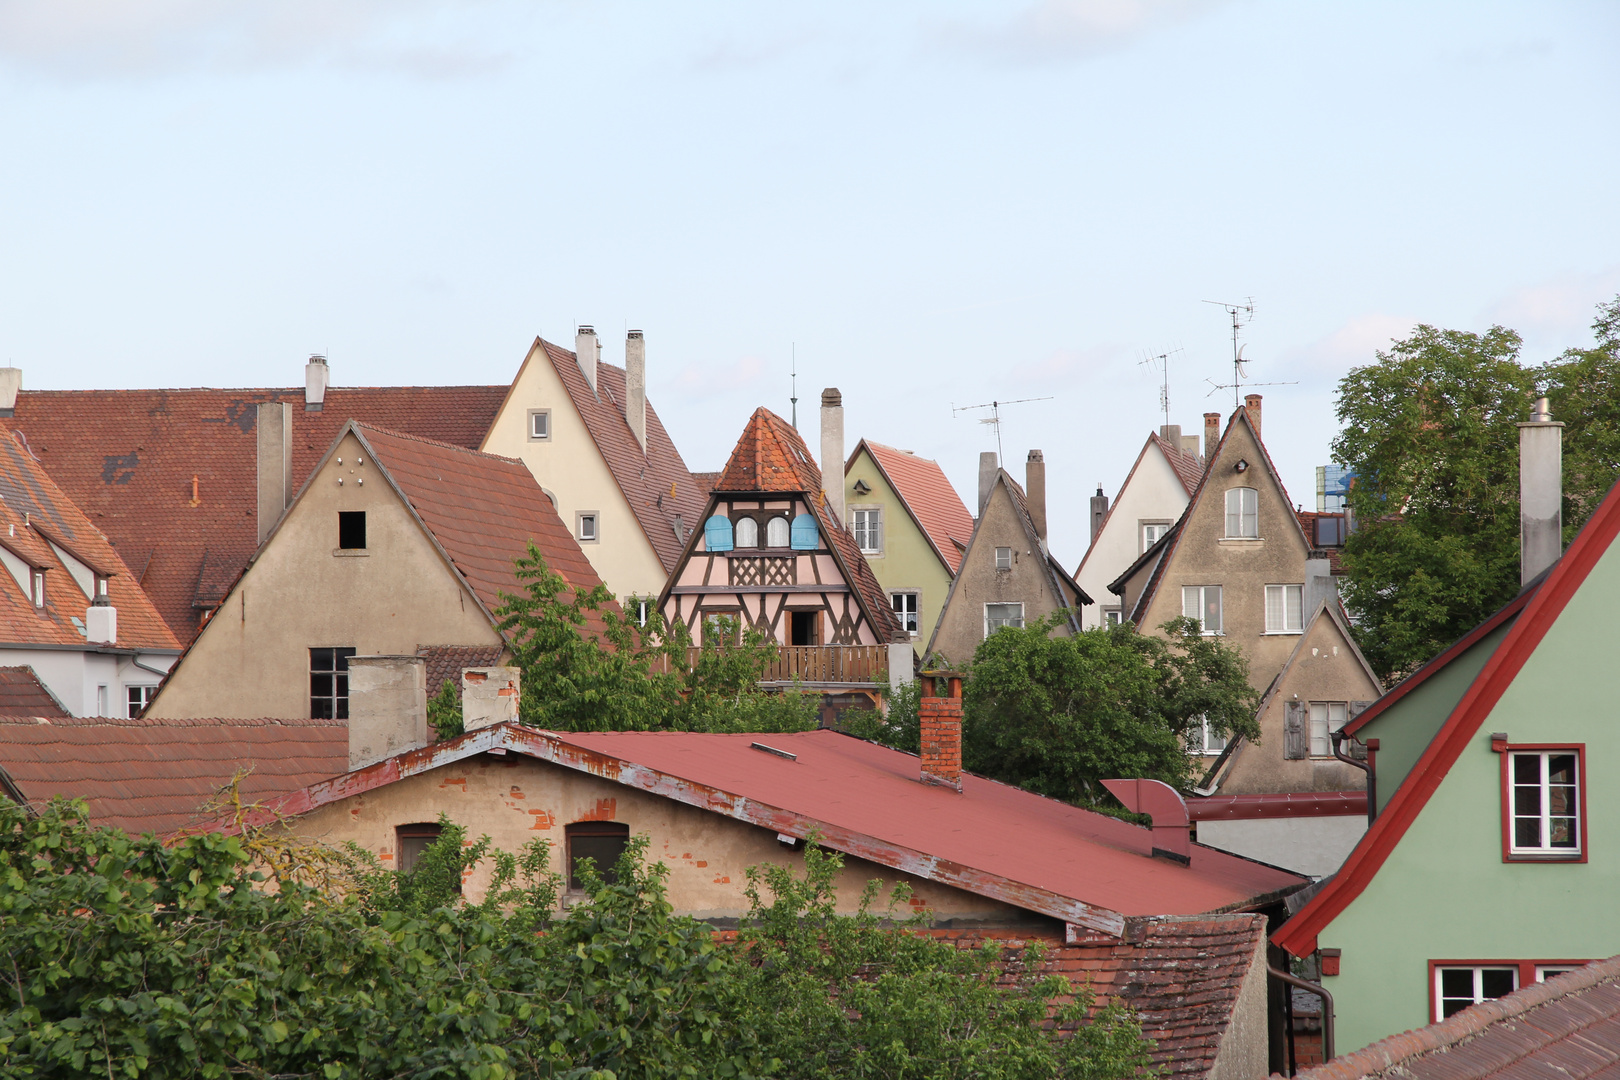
[355,422,524,466]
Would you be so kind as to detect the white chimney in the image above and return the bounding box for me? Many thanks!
[0,367,19,418]
[1520,397,1564,586]
[462,667,521,731]
[626,331,647,454]
[347,655,428,770]
[305,355,328,412]
[85,597,117,645]
[256,401,292,544]
[576,326,599,394]
[820,388,844,524]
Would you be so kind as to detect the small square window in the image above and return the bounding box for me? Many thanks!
[1142,522,1169,553]
[1182,585,1223,635]
[577,512,599,543]
[528,409,551,441]
[1104,610,1123,627]
[994,546,1013,571]
[1435,966,1517,1020]
[338,511,367,550]
[126,685,158,718]
[1265,584,1304,633]
[890,592,919,635]
[1187,715,1227,755]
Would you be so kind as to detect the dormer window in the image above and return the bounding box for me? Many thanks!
[1225,488,1258,538]
[31,569,45,609]
[93,574,110,600]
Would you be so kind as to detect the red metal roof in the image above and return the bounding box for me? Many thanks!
[0,667,70,718]
[855,440,974,574]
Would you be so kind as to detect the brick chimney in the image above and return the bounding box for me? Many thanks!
[462,667,521,731]
[256,401,292,544]
[0,367,19,418]
[1244,394,1263,439]
[821,388,844,525]
[1090,484,1109,544]
[1519,396,1564,586]
[347,655,428,771]
[1025,449,1047,543]
[576,326,599,394]
[305,355,328,412]
[625,330,647,454]
[978,452,998,514]
[919,674,964,791]
[1204,412,1222,461]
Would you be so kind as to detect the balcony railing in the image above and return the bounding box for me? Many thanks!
[655,644,890,687]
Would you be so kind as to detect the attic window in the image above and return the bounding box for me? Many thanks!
[994,546,1012,571]
[528,409,551,441]
[31,569,45,609]
[577,512,599,543]
[338,511,367,550]
[766,516,791,548]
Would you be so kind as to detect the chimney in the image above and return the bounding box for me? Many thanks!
[1159,423,1181,447]
[1180,434,1201,459]
[625,331,648,454]
[1090,485,1109,544]
[0,367,19,418]
[978,451,998,514]
[576,326,599,394]
[1244,394,1263,438]
[1025,449,1047,543]
[919,674,964,791]
[1304,557,1337,621]
[85,595,117,645]
[304,354,328,412]
[462,667,521,731]
[820,388,845,525]
[1519,396,1564,586]
[256,401,292,544]
[1204,412,1222,461]
[347,655,428,771]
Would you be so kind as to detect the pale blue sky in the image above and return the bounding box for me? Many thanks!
[3,1,1617,570]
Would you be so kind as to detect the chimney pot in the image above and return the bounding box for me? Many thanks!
[1244,394,1263,438]
[575,326,599,393]
[0,367,19,418]
[820,388,845,525]
[977,452,998,514]
[347,655,428,771]
[256,402,293,544]
[1519,399,1565,585]
[304,355,328,412]
[1025,449,1047,544]
[1204,412,1222,462]
[462,666,521,731]
[625,331,648,454]
[919,675,964,791]
[1090,484,1109,544]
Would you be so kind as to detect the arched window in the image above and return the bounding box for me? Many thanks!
[790,514,819,550]
[704,515,734,551]
[766,516,791,548]
[735,516,759,548]
[1225,487,1258,538]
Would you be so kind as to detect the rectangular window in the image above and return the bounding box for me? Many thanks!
[96,685,109,717]
[1508,750,1581,857]
[31,569,45,608]
[851,509,883,554]
[630,598,650,627]
[1181,585,1222,635]
[126,685,158,718]
[1265,584,1304,633]
[1536,966,1579,983]
[890,592,919,635]
[310,647,357,719]
[1104,609,1123,628]
[702,611,741,645]
[1142,522,1168,552]
[338,510,367,550]
[1225,487,1259,538]
[566,821,630,891]
[1435,966,1517,1020]
[1188,715,1228,755]
[527,409,551,441]
[1315,515,1346,546]
[1309,702,1348,757]
[994,546,1013,571]
[396,822,443,875]
[577,512,598,543]
[986,602,1024,633]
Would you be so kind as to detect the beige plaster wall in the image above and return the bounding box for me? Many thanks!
[148,431,502,719]
[481,342,668,602]
[1205,926,1271,1080]
[296,750,1041,925]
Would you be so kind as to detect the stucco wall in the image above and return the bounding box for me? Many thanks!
[1315,537,1620,1053]
[1076,443,1191,630]
[295,750,1045,926]
[1206,927,1272,1080]
[481,341,668,602]
[2,648,173,718]
[843,448,953,655]
[148,431,502,719]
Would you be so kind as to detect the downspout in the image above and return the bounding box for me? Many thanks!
[131,655,170,678]
[1268,965,1333,1070]
[1330,729,1377,827]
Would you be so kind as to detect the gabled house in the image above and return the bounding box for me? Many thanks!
[1075,422,1205,630]
[923,451,1090,667]
[145,420,610,720]
[480,330,707,608]
[841,437,973,655]
[1273,415,1620,1054]
[0,423,181,717]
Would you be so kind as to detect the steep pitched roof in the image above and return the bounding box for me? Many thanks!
[1289,956,1620,1080]
[853,440,974,574]
[0,714,347,835]
[1156,432,1207,495]
[1075,432,1198,584]
[506,339,706,572]
[0,667,70,718]
[1275,476,1620,957]
[689,471,722,496]
[0,426,179,652]
[13,385,508,638]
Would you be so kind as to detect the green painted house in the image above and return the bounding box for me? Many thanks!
[1275,477,1620,1054]
[840,440,974,657]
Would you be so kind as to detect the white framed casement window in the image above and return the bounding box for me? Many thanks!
[1225,487,1259,538]
[734,516,760,548]
[1181,585,1222,635]
[1187,715,1227,756]
[31,568,46,608]
[890,591,919,635]
[1104,609,1123,627]
[1507,749,1581,858]
[126,685,158,718]
[994,546,1013,571]
[576,512,599,543]
[1141,521,1169,553]
[1264,584,1304,633]
[1308,702,1349,757]
[1536,966,1580,983]
[985,602,1024,634]
[1434,966,1517,1020]
[527,409,551,441]
[766,516,791,548]
[851,508,883,554]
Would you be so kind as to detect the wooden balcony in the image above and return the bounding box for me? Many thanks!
[663,644,891,688]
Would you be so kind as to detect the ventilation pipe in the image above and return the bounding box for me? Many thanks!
[304,355,328,412]
[576,326,599,394]
[625,331,648,454]
[820,388,844,525]
[1101,777,1190,863]
[1520,396,1564,585]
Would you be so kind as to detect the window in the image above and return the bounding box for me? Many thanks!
[1315,515,1346,547]
[852,509,882,554]
[1182,585,1222,635]
[1187,715,1227,755]
[702,611,741,644]
[703,515,734,551]
[338,511,367,550]
[734,516,759,548]
[96,685,109,717]
[766,516,791,548]
[566,821,630,891]
[527,409,551,441]
[577,512,599,543]
[994,546,1013,571]
[126,685,158,718]
[1435,966,1517,1020]
[1265,584,1304,633]
[1508,750,1581,857]
[630,598,651,627]
[1225,487,1258,538]
[310,647,357,719]
[986,603,1024,633]
[1142,522,1169,552]
[1104,610,1123,627]
[31,569,45,608]
[396,823,444,875]
[1309,702,1349,757]
[790,610,819,646]
[890,591,919,635]
[1536,966,1580,983]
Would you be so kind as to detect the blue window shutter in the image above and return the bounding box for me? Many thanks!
[704,515,734,552]
[790,513,819,550]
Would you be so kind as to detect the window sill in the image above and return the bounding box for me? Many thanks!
[1218,537,1264,544]
[1505,852,1585,863]
[1262,631,1304,636]
[333,549,370,557]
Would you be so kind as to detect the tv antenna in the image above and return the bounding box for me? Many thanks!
[951,396,1054,461]
[1138,346,1184,429]
[790,344,798,429]
[1201,298,1293,406]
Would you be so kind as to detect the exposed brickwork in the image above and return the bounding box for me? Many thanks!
[918,695,962,789]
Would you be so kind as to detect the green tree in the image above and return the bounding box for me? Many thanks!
[961,616,1260,805]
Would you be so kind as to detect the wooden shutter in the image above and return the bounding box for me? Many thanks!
[1284,700,1308,759]
[1347,700,1375,760]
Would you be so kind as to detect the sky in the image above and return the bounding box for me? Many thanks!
[3,0,1618,572]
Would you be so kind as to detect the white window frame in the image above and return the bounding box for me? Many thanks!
[1188,715,1227,756]
[1265,583,1304,634]
[576,512,599,544]
[1508,750,1581,857]
[1141,521,1170,553]
[1181,585,1222,635]
[851,508,883,555]
[985,602,1024,634]
[31,569,46,608]
[1434,966,1518,1021]
[1104,609,1123,628]
[765,516,790,548]
[126,684,159,718]
[1308,701,1349,758]
[994,546,1013,571]
[1535,966,1579,983]
[1225,487,1259,538]
[527,409,551,441]
[890,591,919,636]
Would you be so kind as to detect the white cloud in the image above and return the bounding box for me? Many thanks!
[928,0,1225,65]
[1277,312,1422,384]
[1481,266,1620,356]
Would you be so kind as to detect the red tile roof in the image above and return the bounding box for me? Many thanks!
[1154,432,1207,496]
[0,714,347,835]
[521,339,707,573]
[0,426,180,652]
[13,385,508,639]
[1287,956,1620,1080]
[0,667,69,717]
[417,644,506,702]
[715,407,824,494]
[855,441,974,574]
[689,471,722,496]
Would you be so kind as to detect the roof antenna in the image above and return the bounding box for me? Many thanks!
[1139,345,1184,430]
[1202,298,1293,405]
[790,344,798,429]
[951,396,1054,462]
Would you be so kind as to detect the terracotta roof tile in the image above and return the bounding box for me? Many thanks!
[689,471,722,496]
[13,386,507,640]
[417,644,506,701]
[0,667,69,717]
[1153,433,1208,496]
[857,441,974,574]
